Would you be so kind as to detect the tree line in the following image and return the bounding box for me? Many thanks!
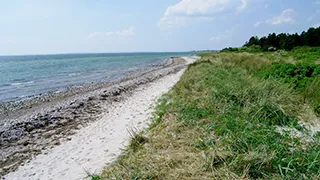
[244,26,320,51]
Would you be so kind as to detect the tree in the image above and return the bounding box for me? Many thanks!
[244,36,260,47]
[242,26,320,51]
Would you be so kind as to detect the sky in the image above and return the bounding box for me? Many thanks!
[0,0,319,55]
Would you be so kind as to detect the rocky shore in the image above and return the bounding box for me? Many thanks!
[0,57,188,176]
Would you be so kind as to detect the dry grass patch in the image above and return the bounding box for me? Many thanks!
[102,113,242,179]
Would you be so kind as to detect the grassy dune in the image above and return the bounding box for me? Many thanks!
[100,49,320,179]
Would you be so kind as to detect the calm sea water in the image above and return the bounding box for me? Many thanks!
[0,52,194,102]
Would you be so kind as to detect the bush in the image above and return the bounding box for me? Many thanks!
[261,62,320,90]
[221,47,240,52]
[289,46,320,63]
[221,45,263,53]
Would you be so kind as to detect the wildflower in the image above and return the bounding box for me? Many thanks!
[300,66,303,69]
[298,74,301,77]
[295,69,299,73]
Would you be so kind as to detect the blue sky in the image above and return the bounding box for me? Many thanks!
[0,0,319,55]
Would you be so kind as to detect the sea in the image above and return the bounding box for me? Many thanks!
[0,52,195,102]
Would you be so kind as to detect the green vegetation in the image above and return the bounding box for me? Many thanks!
[244,26,320,51]
[221,45,264,53]
[221,46,320,64]
[85,171,102,180]
[127,130,149,153]
[305,76,320,114]
[289,46,320,63]
[260,62,320,90]
[101,48,320,179]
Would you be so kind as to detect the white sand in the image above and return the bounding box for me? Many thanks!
[4,57,198,180]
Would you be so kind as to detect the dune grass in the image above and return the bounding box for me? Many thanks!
[305,76,320,115]
[100,52,320,179]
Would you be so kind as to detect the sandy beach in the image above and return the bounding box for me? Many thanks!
[1,56,199,180]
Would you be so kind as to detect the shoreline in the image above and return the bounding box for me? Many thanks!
[0,56,176,116]
[0,56,184,129]
[0,56,198,178]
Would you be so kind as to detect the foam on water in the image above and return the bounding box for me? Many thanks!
[10,81,35,87]
[68,73,81,77]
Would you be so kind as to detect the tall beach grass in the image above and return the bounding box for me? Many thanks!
[100,52,320,179]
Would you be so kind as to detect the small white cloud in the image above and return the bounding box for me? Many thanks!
[164,0,230,17]
[255,9,296,27]
[158,16,214,29]
[254,21,262,27]
[315,1,320,5]
[158,0,248,28]
[116,26,135,36]
[236,0,248,13]
[104,31,114,36]
[264,4,269,8]
[210,25,238,41]
[266,9,296,25]
[88,32,100,38]
[88,26,135,38]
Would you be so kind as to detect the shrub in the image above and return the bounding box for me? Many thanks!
[289,46,320,63]
[261,62,320,90]
[220,45,263,53]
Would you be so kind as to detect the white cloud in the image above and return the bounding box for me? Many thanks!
[236,0,248,13]
[159,16,214,29]
[254,21,262,27]
[315,1,320,5]
[210,25,238,41]
[158,0,248,28]
[164,0,230,17]
[266,9,296,25]
[88,32,100,38]
[88,26,135,38]
[254,9,296,27]
[116,26,135,36]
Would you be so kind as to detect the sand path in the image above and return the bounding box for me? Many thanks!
[4,56,198,180]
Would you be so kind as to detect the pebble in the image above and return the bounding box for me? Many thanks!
[54,141,61,146]
[0,59,186,176]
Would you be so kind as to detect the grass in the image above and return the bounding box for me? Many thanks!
[84,169,102,180]
[218,46,320,64]
[289,47,320,63]
[100,50,320,179]
[305,76,320,114]
[127,129,148,153]
[88,175,102,180]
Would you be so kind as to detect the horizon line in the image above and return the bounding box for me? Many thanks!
[0,50,214,57]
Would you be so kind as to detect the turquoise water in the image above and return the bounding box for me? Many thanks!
[0,52,194,102]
